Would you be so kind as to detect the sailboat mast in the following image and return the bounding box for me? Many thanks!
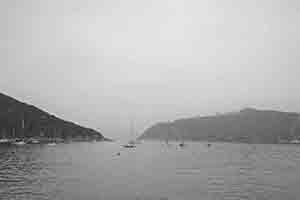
[22,119,25,129]
[21,117,25,138]
[12,128,15,138]
[290,115,300,139]
[166,122,171,144]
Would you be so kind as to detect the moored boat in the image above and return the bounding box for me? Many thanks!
[179,142,185,147]
[122,143,136,148]
[13,139,26,145]
[122,119,138,148]
[27,138,40,144]
[290,139,300,144]
[0,138,11,145]
[122,140,136,148]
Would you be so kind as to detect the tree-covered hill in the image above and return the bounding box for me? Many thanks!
[139,108,300,144]
[0,92,104,141]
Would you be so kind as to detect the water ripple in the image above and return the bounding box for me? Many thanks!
[1,142,300,200]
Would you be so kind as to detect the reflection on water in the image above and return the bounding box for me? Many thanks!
[1,142,300,200]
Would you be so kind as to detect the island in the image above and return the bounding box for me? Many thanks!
[138,108,300,144]
[0,92,108,143]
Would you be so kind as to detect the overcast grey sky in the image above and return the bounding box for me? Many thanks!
[1,0,300,139]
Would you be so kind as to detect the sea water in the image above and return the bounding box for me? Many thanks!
[1,141,300,200]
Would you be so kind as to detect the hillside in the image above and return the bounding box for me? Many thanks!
[138,108,300,144]
[0,92,105,141]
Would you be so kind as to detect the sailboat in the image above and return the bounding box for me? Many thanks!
[165,137,169,146]
[0,129,10,145]
[164,122,172,147]
[179,140,185,147]
[47,142,57,146]
[289,116,300,144]
[122,120,137,148]
[179,132,186,148]
[47,128,57,146]
[28,138,40,144]
[14,139,26,145]
[0,138,10,144]
[13,119,26,145]
[122,141,136,148]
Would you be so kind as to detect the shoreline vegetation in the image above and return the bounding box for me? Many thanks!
[0,92,111,144]
[0,136,111,146]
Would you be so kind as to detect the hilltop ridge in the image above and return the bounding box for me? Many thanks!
[139,108,300,144]
[0,92,105,141]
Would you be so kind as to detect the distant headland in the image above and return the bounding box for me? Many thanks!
[138,108,300,144]
[0,92,109,143]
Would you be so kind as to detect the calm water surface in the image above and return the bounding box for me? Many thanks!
[1,141,300,200]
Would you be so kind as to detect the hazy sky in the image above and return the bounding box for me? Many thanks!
[1,0,300,139]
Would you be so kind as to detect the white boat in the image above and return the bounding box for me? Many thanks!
[13,140,26,145]
[0,138,10,145]
[290,139,300,144]
[47,137,57,146]
[47,128,58,146]
[122,143,136,148]
[123,120,137,148]
[289,117,300,144]
[0,138,9,143]
[28,138,40,144]
[31,139,40,144]
[123,139,137,148]
[0,129,10,144]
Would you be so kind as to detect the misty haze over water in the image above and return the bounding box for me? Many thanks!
[1,0,300,199]
[1,0,300,139]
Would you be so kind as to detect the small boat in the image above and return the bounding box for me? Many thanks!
[47,128,58,146]
[207,143,211,147]
[179,142,185,147]
[28,138,40,144]
[31,139,40,144]
[123,140,136,148]
[122,119,137,148]
[0,138,11,145]
[122,144,136,148]
[0,138,10,143]
[13,139,26,145]
[13,118,26,145]
[164,123,172,147]
[179,132,186,148]
[0,129,11,145]
[165,138,169,146]
[290,139,300,144]
[289,117,300,144]
[47,142,57,146]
